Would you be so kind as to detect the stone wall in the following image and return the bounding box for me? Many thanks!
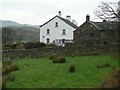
[2,44,119,59]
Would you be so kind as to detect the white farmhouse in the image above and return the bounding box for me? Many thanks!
[40,11,78,46]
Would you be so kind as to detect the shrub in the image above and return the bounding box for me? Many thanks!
[94,53,99,55]
[99,68,120,88]
[49,54,57,60]
[2,74,10,88]
[3,61,12,66]
[96,65,101,68]
[52,56,66,63]
[2,67,7,75]
[10,44,17,49]
[96,62,110,68]
[58,56,66,63]
[69,64,75,72]
[9,73,16,82]
[47,43,57,48]
[3,44,11,50]
[24,42,35,49]
[39,42,46,47]
[2,77,7,88]
[5,65,12,74]
[2,61,19,75]
[34,42,46,48]
[11,64,19,71]
[104,62,110,67]
[3,61,12,75]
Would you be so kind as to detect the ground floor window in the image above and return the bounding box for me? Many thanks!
[62,39,65,43]
[46,38,50,44]
[62,29,66,35]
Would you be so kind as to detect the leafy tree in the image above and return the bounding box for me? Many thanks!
[2,27,16,45]
[94,1,120,21]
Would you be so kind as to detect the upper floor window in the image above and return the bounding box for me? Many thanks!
[55,22,58,28]
[62,29,66,35]
[47,29,50,34]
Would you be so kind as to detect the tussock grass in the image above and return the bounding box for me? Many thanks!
[5,55,118,88]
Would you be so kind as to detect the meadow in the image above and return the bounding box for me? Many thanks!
[5,55,118,88]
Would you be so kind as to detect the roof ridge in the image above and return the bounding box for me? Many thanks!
[90,21,100,30]
[40,15,78,28]
[92,21,118,30]
[57,15,78,28]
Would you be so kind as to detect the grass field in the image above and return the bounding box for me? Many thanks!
[5,55,118,88]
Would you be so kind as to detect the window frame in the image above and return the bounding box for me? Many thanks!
[47,29,50,34]
[46,38,50,44]
[62,29,66,35]
[55,22,58,28]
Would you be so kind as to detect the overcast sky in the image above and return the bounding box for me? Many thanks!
[0,0,115,26]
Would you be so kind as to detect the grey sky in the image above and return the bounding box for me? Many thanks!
[0,0,115,26]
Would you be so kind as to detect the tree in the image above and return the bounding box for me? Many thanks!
[2,27,16,45]
[94,1,120,21]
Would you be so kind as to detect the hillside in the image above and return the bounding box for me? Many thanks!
[0,20,40,29]
[5,26,40,43]
[0,20,22,27]
[1,20,40,43]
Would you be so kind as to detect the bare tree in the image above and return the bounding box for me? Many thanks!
[94,1,120,21]
[2,27,16,45]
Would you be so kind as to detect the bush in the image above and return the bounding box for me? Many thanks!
[69,64,75,72]
[3,61,12,66]
[24,42,35,49]
[2,74,10,88]
[2,61,19,75]
[39,42,46,47]
[49,54,57,60]
[2,61,11,75]
[52,56,66,63]
[9,74,16,82]
[99,68,120,88]
[96,62,110,68]
[5,65,12,74]
[11,64,19,71]
[35,42,46,48]
[2,67,7,75]
[2,77,7,88]
[104,62,110,67]
[47,43,57,48]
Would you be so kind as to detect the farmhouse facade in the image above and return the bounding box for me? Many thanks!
[40,11,78,46]
[74,15,119,46]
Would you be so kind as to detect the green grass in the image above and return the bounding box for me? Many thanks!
[5,55,118,88]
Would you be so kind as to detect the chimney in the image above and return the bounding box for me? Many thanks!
[58,11,61,17]
[86,14,90,22]
[103,19,107,22]
[66,15,71,21]
[72,19,77,25]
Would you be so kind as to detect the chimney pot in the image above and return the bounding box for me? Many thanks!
[86,14,90,22]
[58,11,61,17]
[66,15,71,21]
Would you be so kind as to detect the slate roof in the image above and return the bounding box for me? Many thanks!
[91,21,119,31]
[40,15,78,28]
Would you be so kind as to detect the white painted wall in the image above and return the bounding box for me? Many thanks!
[40,16,76,44]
